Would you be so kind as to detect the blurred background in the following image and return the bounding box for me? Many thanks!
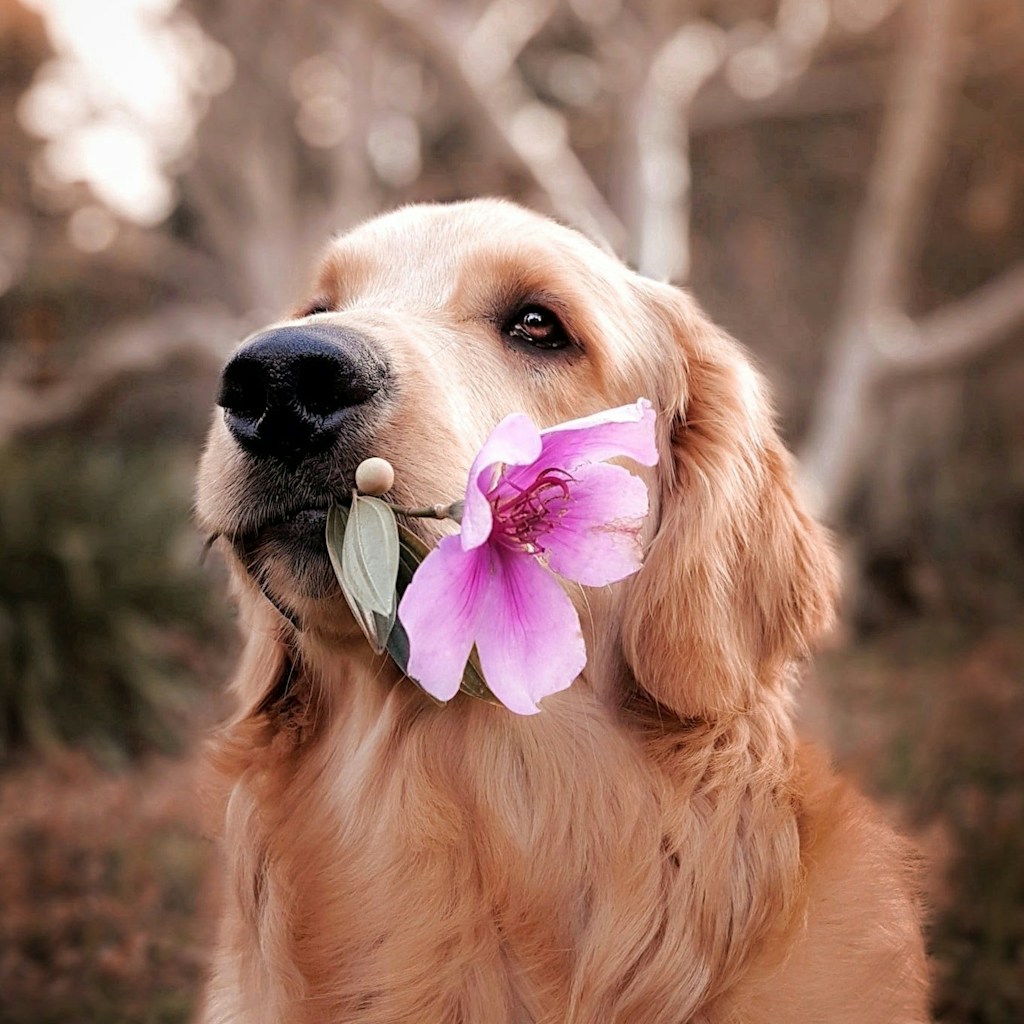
[0,0,1021,1020]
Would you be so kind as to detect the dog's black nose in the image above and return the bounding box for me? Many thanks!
[218,325,386,460]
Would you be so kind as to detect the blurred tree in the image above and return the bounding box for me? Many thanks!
[0,0,235,761]
[796,0,1024,519]
[0,442,217,762]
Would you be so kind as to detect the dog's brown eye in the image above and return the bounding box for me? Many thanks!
[505,305,570,351]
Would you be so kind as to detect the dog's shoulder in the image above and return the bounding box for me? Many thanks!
[712,741,931,1024]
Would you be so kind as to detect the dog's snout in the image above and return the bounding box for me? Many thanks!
[218,325,385,460]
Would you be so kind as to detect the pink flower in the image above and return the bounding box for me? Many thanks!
[397,399,658,714]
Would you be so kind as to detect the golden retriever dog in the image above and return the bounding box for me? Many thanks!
[195,199,929,1023]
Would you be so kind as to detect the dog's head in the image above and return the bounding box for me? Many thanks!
[197,199,837,719]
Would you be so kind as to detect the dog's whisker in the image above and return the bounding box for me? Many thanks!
[200,532,221,565]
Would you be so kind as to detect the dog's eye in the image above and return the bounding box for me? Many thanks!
[504,305,571,351]
[296,297,333,318]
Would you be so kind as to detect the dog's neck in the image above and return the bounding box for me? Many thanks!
[231,594,801,794]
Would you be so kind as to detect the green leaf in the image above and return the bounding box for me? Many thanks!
[370,603,397,656]
[395,521,432,564]
[326,501,396,654]
[343,494,400,616]
[388,524,428,675]
[325,502,350,583]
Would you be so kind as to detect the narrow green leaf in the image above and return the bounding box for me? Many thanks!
[371,602,397,653]
[385,611,411,674]
[388,524,428,676]
[343,494,400,616]
[325,502,350,587]
[327,501,391,654]
[395,521,432,562]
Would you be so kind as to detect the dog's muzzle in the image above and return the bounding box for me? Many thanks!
[217,324,387,462]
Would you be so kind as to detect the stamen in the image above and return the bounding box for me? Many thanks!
[491,467,575,552]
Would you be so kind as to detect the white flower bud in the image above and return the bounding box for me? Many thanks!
[355,457,395,495]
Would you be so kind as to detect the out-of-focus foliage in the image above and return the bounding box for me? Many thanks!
[819,617,1024,1023]
[0,753,210,1024]
[0,442,217,763]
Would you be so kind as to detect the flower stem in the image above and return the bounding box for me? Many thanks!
[388,500,463,523]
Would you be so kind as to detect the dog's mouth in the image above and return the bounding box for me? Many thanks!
[235,505,331,551]
[227,503,339,602]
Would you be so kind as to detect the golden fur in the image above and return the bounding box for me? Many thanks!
[195,199,929,1023]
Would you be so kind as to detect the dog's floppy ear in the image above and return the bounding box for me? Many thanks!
[205,588,311,789]
[622,280,839,719]
[218,577,305,732]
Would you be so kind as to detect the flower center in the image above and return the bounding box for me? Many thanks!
[491,467,574,553]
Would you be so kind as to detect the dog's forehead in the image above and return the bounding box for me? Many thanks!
[318,200,623,303]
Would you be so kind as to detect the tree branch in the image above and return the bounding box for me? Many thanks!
[366,0,625,250]
[797,0,967,521]
[461,0,557,85]
[879,262,1024,376]
[0,304,239,443]
[838,0,962,319]
[633,21,727,282]
[633,0,841,281]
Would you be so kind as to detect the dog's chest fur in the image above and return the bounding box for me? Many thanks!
[209,656,801,1024]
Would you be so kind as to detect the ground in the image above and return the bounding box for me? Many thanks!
[0,750,217,1024]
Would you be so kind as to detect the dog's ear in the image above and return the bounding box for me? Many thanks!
[224,583,298,723]
[622,280,839,719]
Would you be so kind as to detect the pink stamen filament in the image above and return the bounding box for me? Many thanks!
[490,467,575,553]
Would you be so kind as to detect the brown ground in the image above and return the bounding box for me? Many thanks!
[0,749,218,1024]
[1,614,1021,1024]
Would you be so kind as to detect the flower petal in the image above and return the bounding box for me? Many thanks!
[531,397,659,475]
[399,536,489,701]
[475,548,586,714]
[461,414,543,551]
[541,463,650,586]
